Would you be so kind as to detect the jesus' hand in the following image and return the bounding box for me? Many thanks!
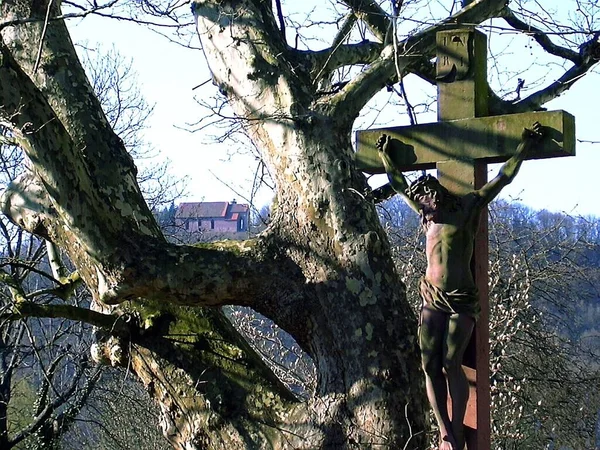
[522,121,543,142]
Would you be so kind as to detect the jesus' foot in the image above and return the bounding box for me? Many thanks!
[439,434,458,450]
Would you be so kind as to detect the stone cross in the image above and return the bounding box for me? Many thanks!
[355,28,575,450]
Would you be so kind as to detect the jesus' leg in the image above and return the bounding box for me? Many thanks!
[420,306,457,450]
[444,313,475,450]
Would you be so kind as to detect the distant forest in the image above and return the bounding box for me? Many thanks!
[381,196,600,449]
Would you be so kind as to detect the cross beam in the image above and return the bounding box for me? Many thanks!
[355,28,576,450]
[355,110,575,173]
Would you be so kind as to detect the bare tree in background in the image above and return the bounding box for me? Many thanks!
[80,44,185,211]
[0,135,101,448]
[62,368,170,450]
[487,202,600,449]
[383,196,600,448]
[0,1,598,448]
[0,44,175,448]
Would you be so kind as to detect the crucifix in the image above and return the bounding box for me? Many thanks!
[355,28,575,449]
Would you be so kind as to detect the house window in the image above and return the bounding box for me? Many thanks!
[211,219,215,230]
[240,217,245,231]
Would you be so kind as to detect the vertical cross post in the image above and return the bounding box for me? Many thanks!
[436,28,490,450]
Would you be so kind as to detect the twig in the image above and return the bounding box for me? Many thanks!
[33,0,54,73]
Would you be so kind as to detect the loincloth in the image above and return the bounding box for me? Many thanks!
[419,277,481,320]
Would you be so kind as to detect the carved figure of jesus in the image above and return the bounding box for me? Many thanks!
[377,123,543,450]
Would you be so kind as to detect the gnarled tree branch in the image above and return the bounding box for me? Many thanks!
[513,49,600,111]
[0,0,161,240]
[309,40,384,85]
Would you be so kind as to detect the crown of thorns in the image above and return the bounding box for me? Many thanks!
[405,174,440,199]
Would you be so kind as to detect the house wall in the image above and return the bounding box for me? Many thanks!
[217,220,239,232]
[199,219,238,232]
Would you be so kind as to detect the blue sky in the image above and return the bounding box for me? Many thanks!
[67,5,600,217]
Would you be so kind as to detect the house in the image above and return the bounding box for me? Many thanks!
[175,201,250,234]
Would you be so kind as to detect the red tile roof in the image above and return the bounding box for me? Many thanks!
[176,202,249,220]
[230,203,248,213]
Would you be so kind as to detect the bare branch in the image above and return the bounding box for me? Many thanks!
[500,8,581,63]
[2,301,129,334]
[45,240,67,281]
[26,272,82,301]
[33,353,69,417]
[331,12,359,51]
[0,269,27,303]
[318,43,399,120]
[0,134,16,147]
[402,6,600,113]
[8,351,89,447]
[513,53,600,111]
[0,0,121,32]
[32,0,55,73]
[274,0,286,41]
[340,0,391,43]
[55,366,102,427]
[397,0,510,59]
